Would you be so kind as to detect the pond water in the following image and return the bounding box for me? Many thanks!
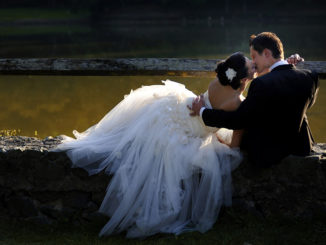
[1,14,325,142]
[0,75,325,143]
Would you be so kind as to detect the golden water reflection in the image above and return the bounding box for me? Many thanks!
[0,75,325,143]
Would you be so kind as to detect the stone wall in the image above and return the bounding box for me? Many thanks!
[0,136,110,226]
[232,150,326,218]
[0,136,325,226]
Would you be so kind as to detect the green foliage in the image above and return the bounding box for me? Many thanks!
[0,25,90,36]
[0,8,90,22]
[0,129,21,136]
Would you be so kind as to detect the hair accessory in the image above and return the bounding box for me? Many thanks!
[225,68,237,82]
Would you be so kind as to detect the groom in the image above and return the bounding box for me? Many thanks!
[191,32,319,167]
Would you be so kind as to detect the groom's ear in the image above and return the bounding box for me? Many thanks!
[263,48,272,58]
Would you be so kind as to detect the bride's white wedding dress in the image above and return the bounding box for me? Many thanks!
[55,80,242,238]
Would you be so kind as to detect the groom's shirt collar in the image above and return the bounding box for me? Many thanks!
[270,60,289,71]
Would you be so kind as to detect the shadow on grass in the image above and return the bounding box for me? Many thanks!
[1,208,326,245]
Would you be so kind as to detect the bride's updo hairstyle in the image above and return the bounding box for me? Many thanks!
[215,52,249,90]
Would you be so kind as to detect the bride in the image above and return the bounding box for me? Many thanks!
[54,52,256,238]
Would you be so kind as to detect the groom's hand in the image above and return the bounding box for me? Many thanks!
[188,94,205,117]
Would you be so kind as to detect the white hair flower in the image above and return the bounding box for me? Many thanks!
[225,68,237,82]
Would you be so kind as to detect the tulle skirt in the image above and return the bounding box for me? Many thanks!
[54,80,242,238]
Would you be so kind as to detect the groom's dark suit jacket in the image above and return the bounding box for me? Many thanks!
[202,64,319,167]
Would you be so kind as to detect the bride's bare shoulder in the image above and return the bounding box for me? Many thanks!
[208,78,221,90]
[219,96,242,111]
[208,78,242,111]
[208,78,223,99]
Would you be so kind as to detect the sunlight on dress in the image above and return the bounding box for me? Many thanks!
[54,80,242,238]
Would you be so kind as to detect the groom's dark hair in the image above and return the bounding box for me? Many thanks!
[249,32,284,59]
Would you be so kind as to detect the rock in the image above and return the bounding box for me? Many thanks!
[6,195,38,218]
[33,158,67,181]
[82,211,108,225]
[0,136,110,225]
[40,205,63,219]
[32,191,64,203]
[85,201,99,213]
[0,135,325,226]
[62,191,91,209]
[25,214,53,225]
[92,191,106,207]
[232,152,326,218]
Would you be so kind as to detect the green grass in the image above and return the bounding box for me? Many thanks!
[1,209,326,245]
[0,8,90,22]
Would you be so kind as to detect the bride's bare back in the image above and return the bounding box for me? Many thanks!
[208,78,244,148]
[208,78,243,111]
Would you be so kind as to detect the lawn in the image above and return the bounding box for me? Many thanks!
[1,209,325,245]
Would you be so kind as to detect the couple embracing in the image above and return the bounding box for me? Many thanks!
[191,31,319,168]
[55,32,319,238]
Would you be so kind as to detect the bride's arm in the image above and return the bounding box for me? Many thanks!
[230,130,243,148]
[216,96,245,148]
[216,129,243,148]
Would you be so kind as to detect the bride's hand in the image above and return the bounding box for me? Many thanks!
[188,94,205,117]
[216,133,230,147]
[287,54,304,65]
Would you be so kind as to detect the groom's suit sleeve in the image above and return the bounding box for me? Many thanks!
[202,79,263,130]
